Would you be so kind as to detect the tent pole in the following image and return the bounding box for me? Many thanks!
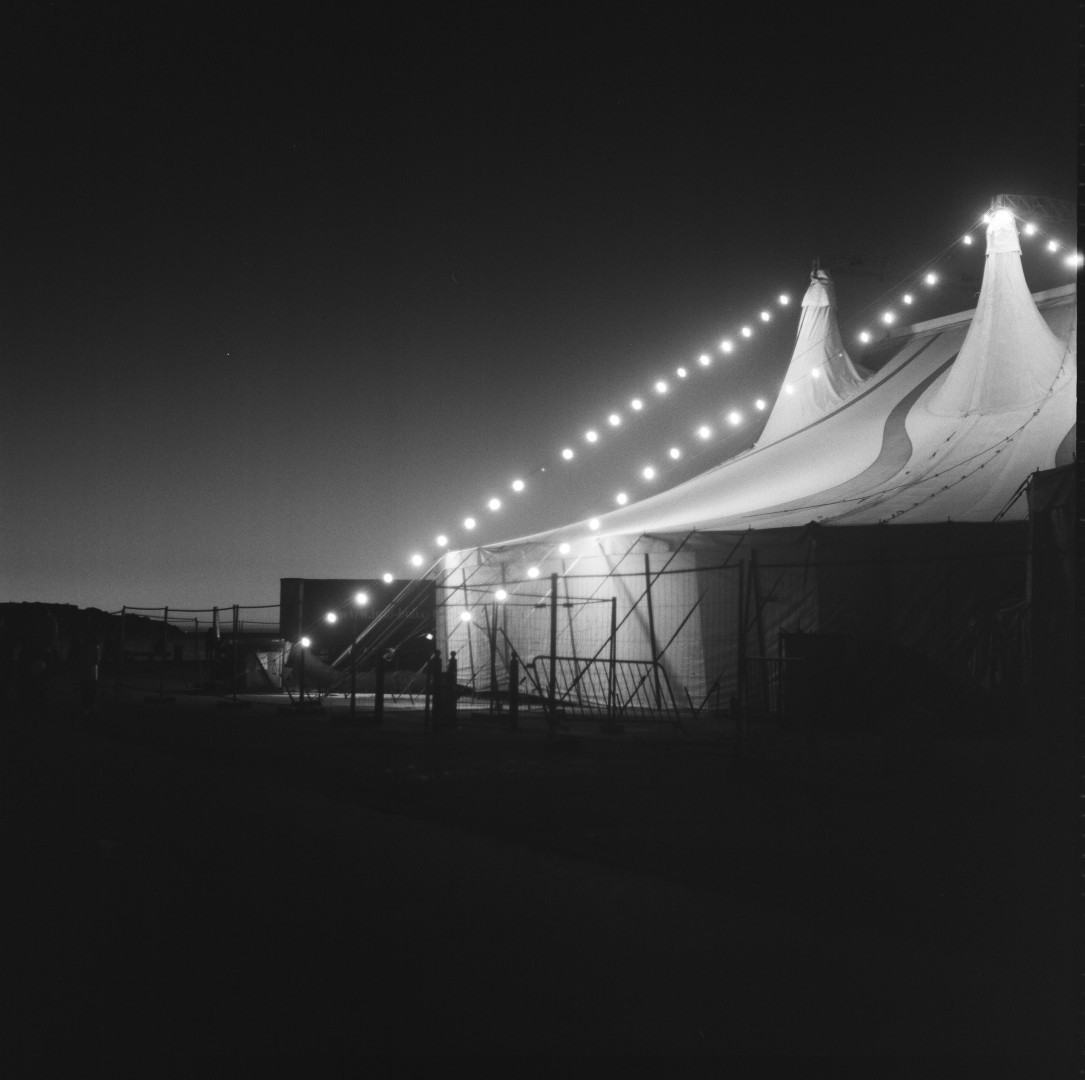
[548,573,558,736]
[608,596,617,721]
[644,554,662,710]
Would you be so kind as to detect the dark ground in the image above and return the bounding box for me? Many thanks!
[3,685,1079,1066]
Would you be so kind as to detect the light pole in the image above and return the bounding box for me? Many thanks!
[298,636,311,704]
[350,592,368,718]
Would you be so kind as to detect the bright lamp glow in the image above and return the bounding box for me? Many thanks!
[700,353,712,365]
[631,398,643,411]
[1066,253,1084,267]
[1047,239,1059,252]
[325,612,338,624]
[669,447,680,460]
[608,413,621,426]
[810,369,820,379]
[382,573,394,584]
[719,340,733,353]
[487,497,501,511]
[642,466,656,480]
[784,383,794,395]
[902,293,913,304]
[779,294,790,305]
[924,273,937,285]
[727,411,742,425]
[527,566,540,578]
[740,326,752,338]
[561,447,574,460]
[494,589,508,601]
[882,312,895,324]
[1024,222,1037,236]
[436,535,449,548]
[982,211,992,223]
[755,398,766,411]
[460,611,472,623]
[859,331,871,343]
[615,492,628,505]
[962,234,973,245]
[464,517,476,530]
[410,553,424,567]
[585,430,598,443]
[588,518,600,530]
[300,636,311,648]
[676,366,687,378]
[760,310,771,322]
[697,425,711,439]
[512,478,525,492]
[355,592,369,606]
[654,380,668,394]
[558,542,571,555]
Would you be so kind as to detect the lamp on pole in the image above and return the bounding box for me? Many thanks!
[298,636,311,704]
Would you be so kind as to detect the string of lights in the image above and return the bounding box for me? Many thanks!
[390,210,1079,579]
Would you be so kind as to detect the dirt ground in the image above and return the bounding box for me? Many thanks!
[3,684,1078,1065]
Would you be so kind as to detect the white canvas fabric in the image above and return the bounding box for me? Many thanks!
[927,208,1072,416]
[755,268,865,447]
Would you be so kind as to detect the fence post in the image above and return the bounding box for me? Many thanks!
[608,596,617,720]
[548,573,558,735]
[232,604,240,704]
[489,602,498,715]
[159,606,169,699]
[116,606,126,694]
[643,554,662,710]
[508,654,519,731]
[374,651,385,725]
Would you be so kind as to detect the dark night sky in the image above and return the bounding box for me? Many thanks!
[1,4,1077,612]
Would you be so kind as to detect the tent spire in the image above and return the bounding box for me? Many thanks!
[927,207,1072,416]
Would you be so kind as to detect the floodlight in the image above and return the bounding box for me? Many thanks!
[382,573,394,584]
[464,517,476,530]
[460,611,472,623]
[642,466,656,480]
[760,310,770,321]
[859,331,871,343]
[588,518,600,530]
[527,566,540,578]
[487,497,501,511]
[755,399,766,411]
[700,353,713,365]
[962,234,973,245]
[740,326,752,338]
[631,398,643,410]
[1024,222,1037,236]
[410,553,424,567]
[436,534,448,547]
[325,612,338,624]
[558,542,571,555]
[697,425,711,439]
[810,369,820,379]
[654,380,668,394]
[512,478,525,492]
[669,447,680,460]
[784,384,795,395]
[902,294,913,304]
[608,413,621,426]
[924,273,937,285]
[719,340,733,353]
[728,411,742,425]
[495,589,508,601]
[616,492,628,505]
[882,312,895,324]
[676,367,687,378]
[778,294,790,305]
[1047,240,1059,252]
[300,636,311,648]
[585,430,598,443]
[354,592,369,606]
[562,447,574,460]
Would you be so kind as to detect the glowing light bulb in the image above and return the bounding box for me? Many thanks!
[588,518,600,530]
[882,312,895,324]
[561,447,574,460]
[859,331,871,343]
[494,589,508,601]
[902,294,913,304]
[559,543,571,555]
[719,340,733,354]
[1047,239,1059,252]
[325,612,338,624]
[460,611,472,623]
[631,398,643,411]
[779,294,790,305]
[608,413,621,426]
[512,478,525,492]
[487,497,501,511]
[655,380,668,394]
[676,366,687,378]
[811,369,820,379]
[436,534,448,547]
[962,234,973,245]
[300,636,311,648]
[982,211,992,223]
[760,310,771,322]
[669,447,681,460]
[355,592,369,606]
[1066,252,1084,267]
[382,573,394,584]
[697,425,711,439]
[585,430,598,443]
[699,353,712,366]
[728,411,742,425]
[924,273,937,285]
[755,398,766,411]
[527,566,540,579]
[741,326,752,338]
[1024,222,1037,236]
[615,492,628,505]
[642,466,656,480]
[410,553,424,567]
[784,384,794,395]
[464,517,476,530]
